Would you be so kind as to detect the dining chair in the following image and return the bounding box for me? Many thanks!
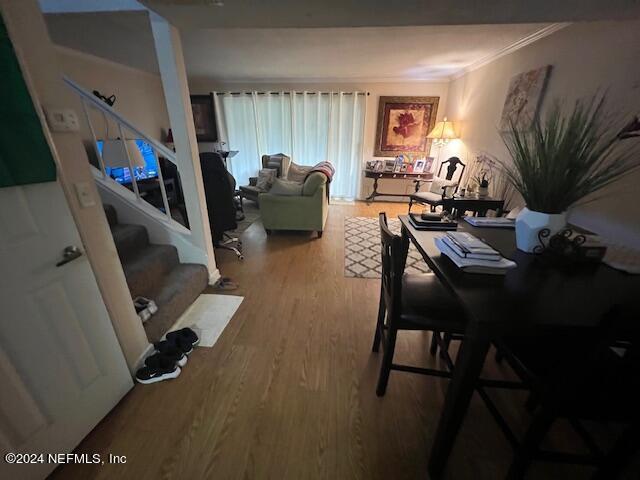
[371,212,467,396]
[408,156,466,213]
[492,308,640,479]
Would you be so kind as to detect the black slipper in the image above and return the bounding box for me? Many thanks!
[166,327,199,348]
[135,356,181,384]
[156,336,193,356]
[146,348,187,368]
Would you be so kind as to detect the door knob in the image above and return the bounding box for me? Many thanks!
[56,245,83,267]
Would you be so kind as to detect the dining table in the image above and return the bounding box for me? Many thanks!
[397,215,640,478]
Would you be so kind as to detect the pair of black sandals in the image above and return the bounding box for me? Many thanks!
[135,328,199,384]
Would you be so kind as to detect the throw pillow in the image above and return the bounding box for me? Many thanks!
[269,178,304,196]
[287,162,312,183]
[256,168,277,192]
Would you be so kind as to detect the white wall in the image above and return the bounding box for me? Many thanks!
[189,79,450,199]
[445,20,640,247]
[55,45,170,143]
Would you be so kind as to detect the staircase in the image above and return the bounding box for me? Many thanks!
[105,204,208,343]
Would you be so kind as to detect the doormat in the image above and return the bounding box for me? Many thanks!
[168,294,243,347]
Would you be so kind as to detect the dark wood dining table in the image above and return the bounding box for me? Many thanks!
[397,215,640,478]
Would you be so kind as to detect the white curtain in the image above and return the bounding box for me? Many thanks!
[213,91,366,200]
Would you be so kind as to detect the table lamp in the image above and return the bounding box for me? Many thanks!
[427,117,458,147]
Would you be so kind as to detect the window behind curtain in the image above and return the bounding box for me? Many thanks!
[214,91,366,200]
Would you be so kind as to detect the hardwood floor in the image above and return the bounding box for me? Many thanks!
[51,202,637,480]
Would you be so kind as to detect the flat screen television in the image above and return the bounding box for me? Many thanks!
[96,139,158,184]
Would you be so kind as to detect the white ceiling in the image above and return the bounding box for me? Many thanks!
[138,0,640,28]
[183,25,551,83]
[45,12,553,83]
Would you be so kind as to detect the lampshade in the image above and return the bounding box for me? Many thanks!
[427,117,458,145]
[102,139,145,169]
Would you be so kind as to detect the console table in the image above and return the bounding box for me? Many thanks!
[364,170,434,203]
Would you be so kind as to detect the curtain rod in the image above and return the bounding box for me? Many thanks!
[213,91,369,96]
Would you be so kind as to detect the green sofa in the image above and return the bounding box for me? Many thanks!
[259,172,328,238]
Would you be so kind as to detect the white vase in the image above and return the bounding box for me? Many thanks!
[515,207,567,253]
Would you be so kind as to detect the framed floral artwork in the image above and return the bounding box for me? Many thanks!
[499,65,552,131]
[374,96,439,157]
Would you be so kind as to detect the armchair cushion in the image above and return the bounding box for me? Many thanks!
[270,178,304,196]
[302,172,327,196]
[287,162,313,182]
[411,191,446,206]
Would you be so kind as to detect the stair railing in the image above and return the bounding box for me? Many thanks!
[64,76,177,224]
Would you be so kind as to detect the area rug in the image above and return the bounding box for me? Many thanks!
[344,216,431,278]
[232,202,260,235]
[168,294,243,347]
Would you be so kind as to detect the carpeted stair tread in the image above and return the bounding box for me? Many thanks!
[122,244,179,298]
[110,224,149,260]
[143,264,208,343]
[104,204,118,227]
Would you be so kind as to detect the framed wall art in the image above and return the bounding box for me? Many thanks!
[374,96,439,157]
[499,65,552,132]
[190,93,218,142]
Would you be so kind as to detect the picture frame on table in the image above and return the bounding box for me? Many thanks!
[413,159,426,173]
[374,160,384,172]
[393,156,404,173]
[424,156,435,173]
[384,159,396,173]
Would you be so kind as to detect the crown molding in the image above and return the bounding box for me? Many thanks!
[54,45,161,79]
[192,76,453,85]
[451,23,571,80]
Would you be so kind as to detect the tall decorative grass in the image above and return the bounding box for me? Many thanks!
[498,96,640,214]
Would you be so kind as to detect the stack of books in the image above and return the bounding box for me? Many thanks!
[464,217,515,228]
[409,213,458,231]
[435,232,517,275]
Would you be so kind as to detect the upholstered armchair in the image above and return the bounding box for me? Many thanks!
[259,172,328,238]
[239,154,291,204]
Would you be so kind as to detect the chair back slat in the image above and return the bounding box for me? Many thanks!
[379,212,408,324]
[437,156,466,194]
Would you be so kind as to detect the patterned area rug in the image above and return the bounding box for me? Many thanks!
[344,216,430,278]
[232,202,260,235]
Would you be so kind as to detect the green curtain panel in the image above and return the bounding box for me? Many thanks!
[0,14,56,188]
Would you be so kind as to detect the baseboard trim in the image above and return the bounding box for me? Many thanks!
[208,268,222,286]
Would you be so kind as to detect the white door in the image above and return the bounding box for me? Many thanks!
[0,14,133,480]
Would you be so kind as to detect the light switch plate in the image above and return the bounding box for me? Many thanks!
[74,182,96,208]
[45,108,80,132]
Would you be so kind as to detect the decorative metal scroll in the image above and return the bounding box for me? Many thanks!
[534,228,606,265]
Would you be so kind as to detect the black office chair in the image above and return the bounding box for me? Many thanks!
[372,212,468,396]
[199,152,243,260]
